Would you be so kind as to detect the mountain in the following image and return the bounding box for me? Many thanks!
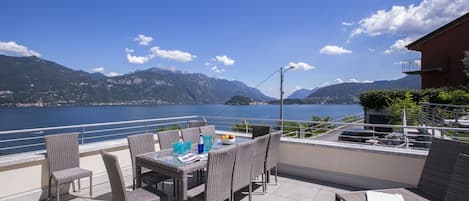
[287,88,319,99]
[305,75,421,103]
[224,96,252,105]
[0,55,272,106]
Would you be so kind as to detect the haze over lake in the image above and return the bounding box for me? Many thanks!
[0,104,362,131]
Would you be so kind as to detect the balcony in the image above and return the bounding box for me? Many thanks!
[401,59,422,74]
[1,115,467,200]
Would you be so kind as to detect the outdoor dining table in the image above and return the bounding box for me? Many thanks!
[135,137,252,201]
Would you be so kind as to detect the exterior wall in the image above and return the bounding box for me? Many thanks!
[278,139,427,189]
[418,20,469,88]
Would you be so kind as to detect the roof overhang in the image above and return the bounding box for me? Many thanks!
[406,12,469,51]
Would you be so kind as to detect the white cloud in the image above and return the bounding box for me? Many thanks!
[287,62,315,71]
[0,41,40,57]
[384,36,416,54]
[134,34,153,46]
[342,21,354,26]
[319,45,352,55]
[107,72,122,77]
[124,46,196,64]
[214,55,235,66]
[91,67,105,73]
[150,46,196,62]
[126,53,150,64]
[204,62,212,66]
[210,65,225,73]
[351,0,469,37]
[368,48,376,52]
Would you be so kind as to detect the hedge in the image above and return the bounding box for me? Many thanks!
[359,88,469,109]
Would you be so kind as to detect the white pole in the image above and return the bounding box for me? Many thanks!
[403,109,409,149]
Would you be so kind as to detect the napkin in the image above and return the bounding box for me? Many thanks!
[366,191,404,201]
[177,153,200,164]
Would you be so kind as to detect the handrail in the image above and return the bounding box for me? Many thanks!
[0,115,200,135]
[202,115,469,132]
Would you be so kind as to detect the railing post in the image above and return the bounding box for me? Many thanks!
[80,128,85,145]
[243,120,248,134]
[403,109,409,149]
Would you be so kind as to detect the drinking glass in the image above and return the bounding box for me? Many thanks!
[203,135,213,152]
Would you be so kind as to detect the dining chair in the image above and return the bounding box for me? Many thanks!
[265,131,282,189]
[100,150,160,201]
[187,145,237,201]
[157,129,181,150]
[232,140,257,201]
[199,125,216,138]
[127,134,170,190]
[45,133,92,201]
[188,120,207,128]
[181,127,201,144]
[251,125,271,139]
[251,134,270,194]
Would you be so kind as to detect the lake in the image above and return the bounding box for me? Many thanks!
[0,104,363,131]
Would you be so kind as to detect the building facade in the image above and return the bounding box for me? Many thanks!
[405,13,469,89]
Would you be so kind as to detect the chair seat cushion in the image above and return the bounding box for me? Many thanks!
[337,188,434,201]
[127,188,160,201]
[52,167,92,183]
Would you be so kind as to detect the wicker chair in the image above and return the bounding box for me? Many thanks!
[181,127,201,144]
[232,140,257,201]
[45,133,92,201]
[188,120,207,128]
[445,153,469,201]
[336,137,469,201]
[199,125,216,138]
[100,150,160,201]
[265,131,282,188]
[251,134,270,193]
[127,134,170,190]
[187,145,237,201]
[251,125,271,139]
[157,129,181,150]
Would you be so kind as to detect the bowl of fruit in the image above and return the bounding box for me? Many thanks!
[220,134,236,145]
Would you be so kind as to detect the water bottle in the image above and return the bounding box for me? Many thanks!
[198,135,204,154]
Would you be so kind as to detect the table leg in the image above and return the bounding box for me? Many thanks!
[136,165,142,188]
[177,175,188,201]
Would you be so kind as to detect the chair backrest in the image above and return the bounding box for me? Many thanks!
[200,125,216,138]
[251,125,271,139]
[157,129,180,150]
[188,120,207,128]
[100,150,128,201]
[445,153,469,201]
[417,138,469,200]
[205,145,237,201]
[265,131,282,170]
[127,134,155,179]
[181,127,200,144]
[45,133,80,174]
[251,134,270,178]
[232,140,257,192]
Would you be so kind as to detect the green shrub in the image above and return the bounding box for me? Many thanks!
[386,92,421,125]
[360,88,468,109]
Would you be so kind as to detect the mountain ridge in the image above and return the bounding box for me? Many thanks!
[0,55,273,106]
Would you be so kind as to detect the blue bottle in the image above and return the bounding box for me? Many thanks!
[198,135,204,154]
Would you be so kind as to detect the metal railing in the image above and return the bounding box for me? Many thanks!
[1,113,469,155]
[0,115,202,155]
[401,58,421,73]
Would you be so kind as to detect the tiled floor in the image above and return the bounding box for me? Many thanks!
[62,169,356,201]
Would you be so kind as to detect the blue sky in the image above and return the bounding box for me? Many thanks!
[1,0,468,98]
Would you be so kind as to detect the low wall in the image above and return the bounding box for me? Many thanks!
[278,138,427,189]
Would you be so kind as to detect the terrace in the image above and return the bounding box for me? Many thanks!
[0,114,467,201]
